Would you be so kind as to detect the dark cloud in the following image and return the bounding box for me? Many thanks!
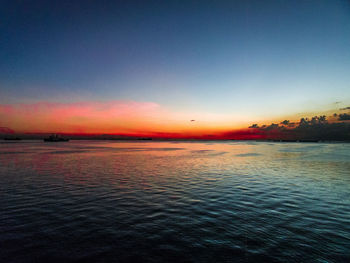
[280,120,289,125]
[263,123,279,131]
[299,116,327,126]
[340,106,350,111]
[249,124,259,128]
[248,115,350,141]
[339,113,350,121]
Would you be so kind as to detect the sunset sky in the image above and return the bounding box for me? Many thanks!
[1,0,350,136]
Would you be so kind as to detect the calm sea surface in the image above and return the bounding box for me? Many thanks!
[0,141,349,262]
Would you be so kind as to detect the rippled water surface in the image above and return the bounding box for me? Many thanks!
[1,141,350,262]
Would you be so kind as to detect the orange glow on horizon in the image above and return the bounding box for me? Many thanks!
[0,101,250,137]
[0,101,345,140]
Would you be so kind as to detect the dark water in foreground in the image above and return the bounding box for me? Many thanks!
[0,141,349,262]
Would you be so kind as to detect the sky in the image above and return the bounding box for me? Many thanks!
[1,0,350,136]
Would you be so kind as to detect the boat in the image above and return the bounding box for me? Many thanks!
[44,134,69,142]
[4,137,22,140]
[298,139,319,143]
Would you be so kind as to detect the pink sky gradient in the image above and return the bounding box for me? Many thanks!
[0,101,246,136]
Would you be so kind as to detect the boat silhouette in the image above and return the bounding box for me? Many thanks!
[4,137,22,140]
[44,134,69,142]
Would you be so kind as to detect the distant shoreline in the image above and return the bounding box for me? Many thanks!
[1,138,349,143]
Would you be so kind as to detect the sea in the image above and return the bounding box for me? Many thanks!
[0,140,349,262]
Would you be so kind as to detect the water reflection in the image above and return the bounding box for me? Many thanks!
[0,141,350,262]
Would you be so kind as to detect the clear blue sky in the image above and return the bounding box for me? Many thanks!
[1,0,350,121]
